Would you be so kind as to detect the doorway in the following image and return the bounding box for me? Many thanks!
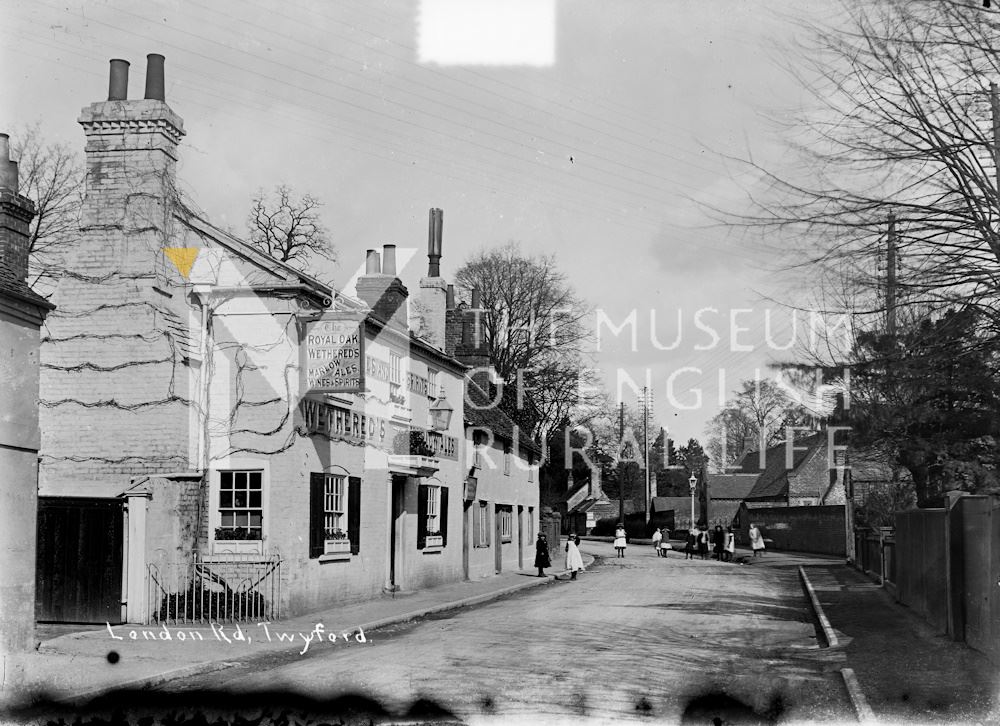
[36,497,124,623]
[494,504,503,574]
[517,506,524,570]
[389,475,407,589]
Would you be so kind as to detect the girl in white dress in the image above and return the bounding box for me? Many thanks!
[565,534,584,580]
[614,524,627,558]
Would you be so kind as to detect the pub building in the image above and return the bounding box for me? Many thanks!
[34,55,540,626]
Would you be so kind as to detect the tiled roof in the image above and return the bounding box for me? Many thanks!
[650,496,693,513]
[740,433,824,501]
[0,259,54,311]
[706,472,758,500]
[706,500,741,527]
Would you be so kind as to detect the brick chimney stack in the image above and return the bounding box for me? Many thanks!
[355,244,409,330]
[0,133,35,283]
[414,207,447,349]
[445,285,491,369]
[78,55,185,236]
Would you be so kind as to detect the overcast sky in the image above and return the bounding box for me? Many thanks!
[2,0,842,448]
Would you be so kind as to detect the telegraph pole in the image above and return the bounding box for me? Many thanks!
[991,82,1000,197]
[886,212,897,336]
[640,386,651,523]
[618,401,625,525]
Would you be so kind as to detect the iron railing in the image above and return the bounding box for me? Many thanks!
[146,551,281,625]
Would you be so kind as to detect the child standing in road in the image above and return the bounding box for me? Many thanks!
[566,534,584,580]
[684,529,697,560]
[534,532,551,576]
[652,527,663,557]
[749,523,765,558]
[614,524,627,558]
[724,527,736,562]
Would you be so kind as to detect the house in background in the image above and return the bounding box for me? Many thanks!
[0,133,56,653]
[738,432,845,507]
[705,472,757,531]
[564,472,616,535]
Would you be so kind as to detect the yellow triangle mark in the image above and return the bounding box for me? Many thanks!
[163,248,199,279]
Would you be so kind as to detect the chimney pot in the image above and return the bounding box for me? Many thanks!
[144,53,166,101]
[471,287,482,309]
[108,58,130,101]
[0,134,13,192]
[365,249,381,274]
[427,207,443,277]
[446,284,455,309]
[382,244,397,276]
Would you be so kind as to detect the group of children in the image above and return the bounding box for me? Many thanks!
[651,524,746,561]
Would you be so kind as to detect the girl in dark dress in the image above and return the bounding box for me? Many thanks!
[685,530,697,560]
[712,525,725,560]
[534,532,551,576]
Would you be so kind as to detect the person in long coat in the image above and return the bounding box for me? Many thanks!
[566,534,584,580]
[534,532,551,576]
[613,524,627,558]
[749,523,766,558]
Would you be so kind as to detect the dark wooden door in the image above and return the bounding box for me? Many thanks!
[36,498,124,623]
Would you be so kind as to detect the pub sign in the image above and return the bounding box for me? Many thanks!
[304,317,365,393]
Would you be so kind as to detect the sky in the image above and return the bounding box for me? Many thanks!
[1,0,841,449]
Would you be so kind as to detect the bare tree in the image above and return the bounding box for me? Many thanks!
[705,378,810,470]
[455,243,599,440]
[723,0,1000,341]
[11,122,83,290]
[247,185,334,270]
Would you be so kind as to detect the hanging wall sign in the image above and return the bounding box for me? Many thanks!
[304,317,365,393]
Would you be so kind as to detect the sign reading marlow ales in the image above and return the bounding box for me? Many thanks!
[304,317,365,393]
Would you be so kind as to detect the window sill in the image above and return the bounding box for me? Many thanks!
[473,544,491,549]
[422,545,443,554]
[318,552,352,563]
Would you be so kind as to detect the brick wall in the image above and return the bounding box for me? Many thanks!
[39,97,195,497]
[739,505,846,556]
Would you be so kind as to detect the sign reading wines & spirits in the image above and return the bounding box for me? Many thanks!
[304,318,365,393]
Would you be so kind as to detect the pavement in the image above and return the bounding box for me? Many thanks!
[0,548,593,713]
[801,561,1000,724]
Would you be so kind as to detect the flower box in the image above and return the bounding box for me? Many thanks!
[424,534,443,548]
[213,540,263,555]
[324,539,352,555]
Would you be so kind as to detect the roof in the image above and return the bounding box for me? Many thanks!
[706,500,741,527]
[740,433,824,501]
[706,473,758,500]
[0,259,55,312]
[567,497,616,515]
[465,373,541,457]
[650,496,694,513]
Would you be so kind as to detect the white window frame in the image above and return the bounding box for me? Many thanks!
[427,368,439,398]
[426,484,440,534]
[499,506,512,543]
[209,459,269,555]
[324,474,347,537]
[475,501,490,547]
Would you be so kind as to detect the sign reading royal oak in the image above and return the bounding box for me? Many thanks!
[304,318,365,393]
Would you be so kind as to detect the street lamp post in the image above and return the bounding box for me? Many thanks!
[688,472,698,532]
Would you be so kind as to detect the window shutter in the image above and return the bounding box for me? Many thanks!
[348,476,361,555]
[309,473,324,559]
[440,487,449,547]
[417,483,428,549]
[473,501,481,546]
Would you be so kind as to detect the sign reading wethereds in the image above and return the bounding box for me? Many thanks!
[304,318,365,393]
